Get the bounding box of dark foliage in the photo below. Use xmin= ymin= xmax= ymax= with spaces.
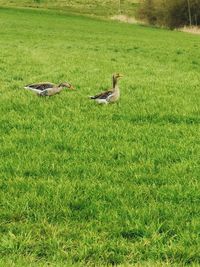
xmin=138 ymin=0 xmax=200 ymax=28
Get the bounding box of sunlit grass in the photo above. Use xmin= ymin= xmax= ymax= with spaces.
xmin=0 ymin=7 xmax=200 ymax=266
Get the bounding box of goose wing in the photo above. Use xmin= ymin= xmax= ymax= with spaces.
xmin=90 ymin=89 xmax=113 ymax=100
xmin=24 ymin=82 xmax=55 ymax=91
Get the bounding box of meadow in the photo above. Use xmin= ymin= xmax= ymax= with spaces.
xmin=0 ymin=6 xmax=200 ymax=266
xmin=0 ymin=0 xmax=140 ymax=17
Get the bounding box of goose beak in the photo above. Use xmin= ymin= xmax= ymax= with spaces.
xmin=70 ymin=85 xmax=75 ymax=90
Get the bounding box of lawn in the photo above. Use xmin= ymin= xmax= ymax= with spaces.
xmin=0 ymin=6 xmax=200 ymax=266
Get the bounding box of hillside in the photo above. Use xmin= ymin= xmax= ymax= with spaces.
xmin=0 ymin=6 xmax=200 ymax=267
xmin=0 ymin=0 xmax=140 ymax=17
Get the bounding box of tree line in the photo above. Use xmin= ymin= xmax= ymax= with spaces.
xmin=137 ymin=0 xmax=200 ymax=28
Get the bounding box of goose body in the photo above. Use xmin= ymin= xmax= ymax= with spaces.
xmin=24 ymin=82 xmax=74 ymax=96
xmin=90 ymin=73 xmax=122 ymax=104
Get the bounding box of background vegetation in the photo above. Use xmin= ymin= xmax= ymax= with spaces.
xmin=0 ymin=0 xmax=140 ymax=17
xmin=138 ymin=0 xmax=200 ymax=28
xmin=0 ymin=6 xmax=200 ymax=266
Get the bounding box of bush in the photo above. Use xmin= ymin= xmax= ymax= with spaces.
xmin=137 ymin=0 xmax=200 ymax=28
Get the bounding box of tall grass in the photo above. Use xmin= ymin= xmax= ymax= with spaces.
xmin=0 ymin=0 xmax=140 ymax=17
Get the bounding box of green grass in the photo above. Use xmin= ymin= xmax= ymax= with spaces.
xmin=0 ymin=0 xmax=140 ymax=17
xmin=0 ymin=6 xmax=200 ymax=266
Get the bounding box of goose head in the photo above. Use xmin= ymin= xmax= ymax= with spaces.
xmin=59 ymin=82 xmax=75 ymax=90
xmin=113 ymin=73 xmax=123 ymax=80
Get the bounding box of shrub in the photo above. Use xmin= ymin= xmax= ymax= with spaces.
xmin=137 ymin=0 xmax=200 ymax=28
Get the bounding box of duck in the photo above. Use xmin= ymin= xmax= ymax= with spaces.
xmin=24 ymin=82 xmax=74 ymax=96
xmin=89 ymin=73 xmax=123 ymax=104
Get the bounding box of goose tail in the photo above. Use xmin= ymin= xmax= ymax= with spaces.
xmin=89 ymin=95 xmax=96 ymax=99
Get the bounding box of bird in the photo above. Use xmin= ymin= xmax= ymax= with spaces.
xmin=89 ymin=73 xmax=123 ymax=104
xmin=24 ymin=82 xmax=74 ymax=96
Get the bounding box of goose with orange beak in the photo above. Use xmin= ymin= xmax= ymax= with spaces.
xmin=90 ymin=73 xmax=123 ymax=104
xmin=24 ymin=82 xmax=75 ymax=96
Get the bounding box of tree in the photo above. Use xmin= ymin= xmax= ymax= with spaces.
xmin=187 ymin=0 xmax=192 ymax=26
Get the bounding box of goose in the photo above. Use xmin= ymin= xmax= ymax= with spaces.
xmin=24 ymin=82 xmax=74 ymax=96
xmin=89 ymin=73 xmax=123 ymax=104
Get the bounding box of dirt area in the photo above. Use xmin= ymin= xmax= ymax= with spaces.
xmin=111 ymin=15 xmax=139 ymax=24
xmin=180 ymin=26 xmax=200 ymax=35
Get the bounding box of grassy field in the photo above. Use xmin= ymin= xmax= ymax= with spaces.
xmin=0 ymin=0 xmax=140 ymax=17
xmin=0 ymin=6 xmax=200 ymax=266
